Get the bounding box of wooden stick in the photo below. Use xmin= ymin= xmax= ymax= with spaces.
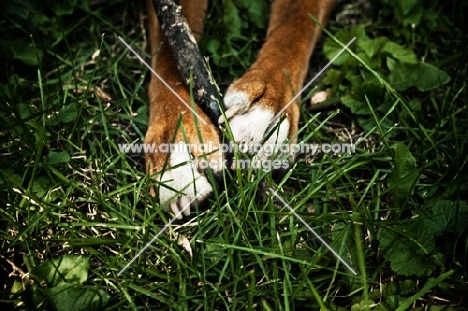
xmin=152 ymin=0 xmax=221 ymax=125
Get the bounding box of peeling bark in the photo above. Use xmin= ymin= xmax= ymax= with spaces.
xmin=152 ymin=0 xmax=221 ymax=125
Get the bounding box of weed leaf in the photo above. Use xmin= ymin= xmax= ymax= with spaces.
xmin=388 ymin=62 xmax=450 ymax=91
xmin=45 ymin=151 xmax=70 ymax=165
xmin=45 ymin=282 xmax=110 ymax=311
xmin=324 ymin=26 xmax=367 ymax=65
xmin=381 ymin=41 xmax=418 ymax=64
xmin=358 ymin=37 xmax=388 ymax=59
xmin=223 ymin=0 xmax=243 ymax=37
xmin=388 ymin=142 xmax=419 ymax=207
xmin=425 ymin=200 xmax=468 ymax=236
xmin=26 ymin=120 xmax=50 ymax=149
xmin=30 ymin=255 xmax=90 ymax=287
xmin=379 ymin=221 xmax=436 ymax=276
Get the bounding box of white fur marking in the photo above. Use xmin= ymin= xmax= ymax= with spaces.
xmin=157 ymin=143 xmax=212 ymax=219
xmin=257 ymin=118 xmax=290 ymax=159
xmin=221 ymin=90 xmax=251 ymax=122
xmin=228 ymin=106 xmax=275 ymax=146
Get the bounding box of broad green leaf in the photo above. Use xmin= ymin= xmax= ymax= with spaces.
xmin=47 ymin=106 xmax=78 ymax=125
xmin=223 ymin=0 xmax=242 ymax=37
xmin=58 ymin=106 xmax=78 ymax=123
xmin=386 ymin=56 xmax=396 ymax=71
xmin=381 ymin=42 xmax=417 ymax=64
xmin=353 ymin=82 xmax=386 ymax=105
xmin=0 ymin=169 xmax=22 ymax=187
xmin=388 ymin=65 xmax=414 ymax=91
xmin=422 ymin=10 xmax=439 ymax=31
xmin=396 ymin=0 xmax=418 ymax=16
xmin=45 ymin=151 xmax=70 ymax=165
xmin=0 ymin=40 xmax=43 ymax=66
xmin=18 ymin=103 xmax=35 ymax=120
xmin=388 ymin=142 xmax=419 ymax=207
xmin=344 ymin=68 xmax=361 ymax=84
xmin=26 ymin=120 xmax=50 ymax=149
xmin=395 ymin=0 xmax=423 ymax=26
xmin=342 ymin=96 xmax=369 ymax=115
xmin=11 ymin=280 xmax=23 ymax=294
xmin=31 ymin=175 xmax=60 ymax=201
xmin=32 ymin=176 xmax=52 ymax=197
xmin=233 ymin=0 xmax=248 ymax=9
xmin=388 ymin=62 xmax=450 ymax=91
xmin=379 ymin=221 xmax=436 ymax=276
xmin=323 ymin=68 xmax=341 ymax=86
xmin=341 ymin=82 xmax=385 ymax=115
xmin=356 ymin=52 xmax=381 ymax=69
xmin=23 ymin=281 xmax=47 ymax=309
xmin=415 ymin=63 xmax=451 ymax=91
xmin=30 ymin=255 xmax=90 ymax=287
xmin=358 ymin=36 xmax=388 ymax=58
xmin=45 ymin=282 xmax=110 ymax=311
xmin=205 ymin=39 xmax=220 ymax=56
xmin=324 ymin=26 xmax=367 ymax=65
xmin=247 ymin=0 xmax=265 ymax=28
xmin=425 ymin=200 xmax=468 ymax=236
xmin=349 ymin=73 xmax=364 ymax=87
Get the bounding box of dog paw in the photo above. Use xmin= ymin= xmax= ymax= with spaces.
xmin=155 ymin=143 xmax=219 ymax=219
xmin=145 ymin=115 xmax=222 ymax=219
xmin=226 ymin=106 xmax=290 ymax=159
xmin=220 ymin=73 xmax=298 ymax=161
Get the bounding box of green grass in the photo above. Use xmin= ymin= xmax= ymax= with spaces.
xmin=1 ymin=0 xmax=467 ymax=310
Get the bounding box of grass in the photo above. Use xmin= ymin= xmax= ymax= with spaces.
xmin=1 ymin=0 xmax=467 ymax=310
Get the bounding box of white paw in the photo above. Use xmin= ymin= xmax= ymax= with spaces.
xmin=228 ymin=106 xmax=275 ymax=146
xmin=157 ymin=143 xmax=214 ymax=219
xmin=255 ymin=116 xmax=290 ymax=160
xmin=221 ymin=90 xmax=251 ymax=120
xmin=222 ymin=90 xmax=290 ymax=161
xmin=220 ymin=82 xmax=265 ymax=123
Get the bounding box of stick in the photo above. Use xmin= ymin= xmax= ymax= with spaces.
xmin=152 ymin=0 xmax=221 ymax=125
